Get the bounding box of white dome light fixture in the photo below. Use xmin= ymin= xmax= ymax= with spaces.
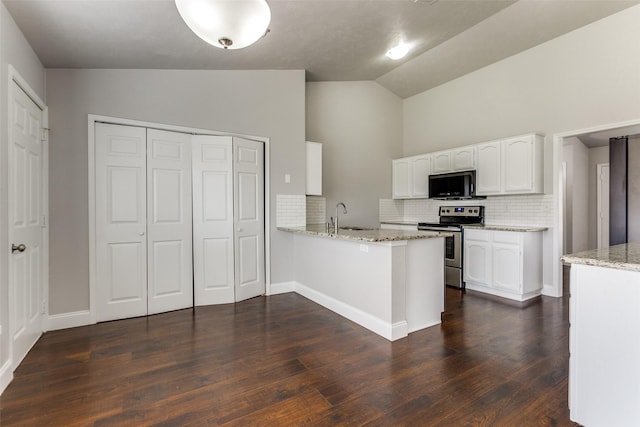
xmin=386 ymin=42 xmax=409 ymax=60
xmin=175 ymin=0 xmax=271 ymax=50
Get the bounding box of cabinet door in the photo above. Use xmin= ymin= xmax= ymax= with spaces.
xmin=492 ymin=233 xmax=522 ymax=292
xmin=410 ymin=155 xmax=430 ymax=197
xmin=452 ymin=147 xmax=475 ymax=171
xmin=476 ymin=141 xmax=502 ymax=195
xmin=392 ymin=159 xmax=411 ymax=199
xmin=306 ymin=141 xmax=322 ymax=196
xmin=431 ymin=151 xmax=452 ymax=174
xmin=503 ymin=135 xmax=535 ymax=193
xmin=463 ymin=231 xmax=491 ymax=285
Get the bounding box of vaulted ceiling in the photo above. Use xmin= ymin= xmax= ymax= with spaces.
xmin=3 ymin=0 xmax=638 ymax=98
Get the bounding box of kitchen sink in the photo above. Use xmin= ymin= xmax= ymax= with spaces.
xmin=339 ymin=226 xmax=374 ymax=231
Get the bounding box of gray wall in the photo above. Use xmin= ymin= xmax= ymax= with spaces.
xmin=306 ymin=81 xmax=403 ymax=227
xmin=46 ymin=69 xmax=305 ymax=314
xmin=402 ymin=5 xmax=640 ymax=288
xmin=0 ymin=2 xmax=46 ymax=378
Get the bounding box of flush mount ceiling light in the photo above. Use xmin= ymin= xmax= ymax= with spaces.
xmin=175 ymin=0 xmax=271 ymax=50
xmin=386 ymin=42 xmax=409 ymax=60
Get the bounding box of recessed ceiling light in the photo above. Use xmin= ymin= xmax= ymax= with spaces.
xmin=386 ymin=43 xmax=409 ymax=60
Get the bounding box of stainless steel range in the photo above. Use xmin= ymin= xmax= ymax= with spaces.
xmin=418 ymin=206 xmax=484 ymax=288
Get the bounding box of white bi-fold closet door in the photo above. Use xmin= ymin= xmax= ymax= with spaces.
xmin=95 ymin=124 xmax=194 ymax=321
xmin=192 ymin=136 xmax=265 ymax=305
xmin=95 ymin=123 xmax=265 ymax=322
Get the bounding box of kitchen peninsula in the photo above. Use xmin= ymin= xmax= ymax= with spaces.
xmin=561 ymin=243 xmax=640 ymax=426
xmin=278 ymin=226 xmax=451 ymax=341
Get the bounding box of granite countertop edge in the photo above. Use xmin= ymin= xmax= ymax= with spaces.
xmin=277 ymin=226 xmax=452 ymax=243
xmin=463 ymin=225 xmax=549 ymax=232
xmin=561 ymin=242 xmax=640 ymax=272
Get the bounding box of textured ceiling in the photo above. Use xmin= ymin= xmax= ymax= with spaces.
xmin=3 ymin=0 xmax=638 ymax=98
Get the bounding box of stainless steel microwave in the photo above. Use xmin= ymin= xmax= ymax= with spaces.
xmin=428 ymin=170 xmax=476 ymax=199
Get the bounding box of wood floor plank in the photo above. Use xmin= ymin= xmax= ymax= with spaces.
xmin=0 ymin=288 xmax=577 ymax=426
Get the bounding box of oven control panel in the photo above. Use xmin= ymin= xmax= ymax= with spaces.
xmin=439 ymin=206 xmax=484 ymax=217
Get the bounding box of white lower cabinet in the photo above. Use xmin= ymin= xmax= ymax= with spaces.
xmin=463 ymin=228 xmax=542 ymax=301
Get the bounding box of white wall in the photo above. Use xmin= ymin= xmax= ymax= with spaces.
xmin=587 ymin=145 xmax=609 ymax=250
xmin=306 ymin=81 xmax=403 ymax=227
xmin=46 ymin=69 xmax=305 ymax=315
xmin=0 ymin=2 xmax=46 ymax=387
xmin=403 ymin=4 xmax=640 ymax=289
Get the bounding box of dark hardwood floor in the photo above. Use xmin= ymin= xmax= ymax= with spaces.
xmin=0 ymin=284 xmax=576 ymax=426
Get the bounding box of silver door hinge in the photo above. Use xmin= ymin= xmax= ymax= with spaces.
xmin=41 ymin=127 xmax=50 ymax=142
xmin=41 ymin=299 xmax=46 ymax=314
xmin=41 ymin=215 xmax=47 ymax=227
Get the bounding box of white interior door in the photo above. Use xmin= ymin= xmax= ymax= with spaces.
xmin=9 ymin=81 xmax=44 ymax=368
xmin=95 ymin=123 xmax=148 ymax=322
xmin=147 ymin=129 xmax=193 ymax=314
xmin=233 ymin=138 xmax=265 ymax=302
xmin=597 ymin=163 xmax=610 ymax=248
xmin=192 ymin=135 xmax=235 ymax=305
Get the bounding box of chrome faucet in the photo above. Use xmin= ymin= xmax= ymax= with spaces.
xmin=334 ymin=202 xmax=347 ymax=233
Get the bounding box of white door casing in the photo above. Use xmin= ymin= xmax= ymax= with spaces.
xmin=95 ymin=123 xmax=148 ymax=322
xmin=233 ymin=138 xmax=265 ymax=302
xmin=146 ymin=129 xmax=193 ymax=314
xmin=9 ymin=80 xmax=45 ymax=368
xmin=597 ymin=163 xmax=610 ymax=249
xmin=192 ymin=135 xmax=235 ymax=305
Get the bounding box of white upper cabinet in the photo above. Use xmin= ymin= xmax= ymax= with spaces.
xmin=431 ymin=146 xmax=476 ymax=175
xmin=452 ymin=146 xmax=476 ymax=171
xmin=431 ymin=150 xmax=452 ymax=174
xmin=476 ymin=134 xmax=543 ymax=196
xmin=306 ymin=141 xmax=322 ymax=196
xmin=503 ymin=135 xmax=543 ymax=194
xmin=392 ymin=154 xmax=430 ymax=199
xmin=476 ymin=141 xmax=502 ymax=195
xmin=411 ymin=155 xmax=430 ymax=197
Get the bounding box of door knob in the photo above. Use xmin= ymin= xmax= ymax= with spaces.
xmin=12 ymin=243 xmax=26 ymax=253
xmin=138 ymin=231 xmax=145 ymax=236
xmin=237 ymin=228 xmax=243 ymax=232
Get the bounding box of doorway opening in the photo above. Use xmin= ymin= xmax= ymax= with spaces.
xmin=553 ymin=119 xmax=640 ymax=297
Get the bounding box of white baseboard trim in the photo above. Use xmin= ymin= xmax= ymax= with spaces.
xmin=294 ymin=282 xmax=405 ymax=341
xmin=46 ymin=310 xmax=94 ymax=331
xmin=542 ymin=283 xmax=562 ymax=297
xmin=268 ymin=281 xmax=295 ymax=295
xmin=0 ymin=358 xmax=13 ymax=395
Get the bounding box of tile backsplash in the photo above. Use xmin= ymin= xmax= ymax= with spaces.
xmin=380 ymin=194 xmax=553 ymax=227
xmin=306 ymin=196 xmax=326 ymax=225
xmin=276 ymin=194 xmax=306 ymax=227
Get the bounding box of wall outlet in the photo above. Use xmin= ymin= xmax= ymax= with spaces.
xmin=285 ymin=174 xmax=291 ymax=184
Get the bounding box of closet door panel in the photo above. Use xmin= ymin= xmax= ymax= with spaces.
xmin=147 ymin=129 xmax=193 ymax=315
xmin=192 ymin=135 xmax=235 ymax=305
xmin=95 ymin=123 xmax=148 ymax=321
xmin=234 ymin=138 xmax=265 ymax=302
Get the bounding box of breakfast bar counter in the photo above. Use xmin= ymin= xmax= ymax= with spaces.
xmin=561 ymin=242 xmax=640 ymax=426
xmin=278 ymin=226 xmax=449 ymax=341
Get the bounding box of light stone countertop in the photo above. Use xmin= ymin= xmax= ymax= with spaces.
xmin=278 ymin=224 xmax=452 ymax=243
xmin=380 ymin=220 xmax=419 ymax=226
xmin=463 ymin=224 xmax=549 ymax=232
xmin=561 ymin=242 xmax=640 ymax=272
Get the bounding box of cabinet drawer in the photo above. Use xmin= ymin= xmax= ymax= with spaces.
xmin=464 ymin=229 xmax=489 ymax=241
xmin=492 ymin=231 xmax=522 ymax=245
